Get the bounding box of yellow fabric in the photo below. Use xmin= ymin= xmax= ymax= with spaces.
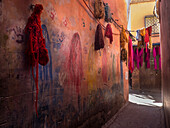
xmin=120 ymin=27 xmax=128 ymax=49
xmin=148 ymin=36 xmax=152 ymax=49
xmin=140 ymin=28 xmax=146 ymax=36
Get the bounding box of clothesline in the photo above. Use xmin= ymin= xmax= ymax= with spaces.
xmin=82 ymin=0 xmax=159 ymax=39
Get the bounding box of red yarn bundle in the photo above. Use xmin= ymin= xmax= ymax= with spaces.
xmin=105 ymin=24 xmax=113 ymax=44
xmin=25 ymin=4 xmax=49 ymax=116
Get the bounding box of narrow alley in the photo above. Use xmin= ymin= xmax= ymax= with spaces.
xmin=103 ymin=90 xmax=164 ymax=128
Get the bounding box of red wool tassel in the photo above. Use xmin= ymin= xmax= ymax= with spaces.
xmin=25 ymin=4 xmax=49 ymax=117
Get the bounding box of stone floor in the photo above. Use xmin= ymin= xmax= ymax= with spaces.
xmin=102 ymin=89 xmax=165 ymax=128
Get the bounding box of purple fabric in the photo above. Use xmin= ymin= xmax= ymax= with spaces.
xmin=139 ymin=48 xmax=144 ymax=67
xmin=159 ymin=46 xmax=161 ymax=70
xmin=128 ymin=37 xmax=134 ymax=73
xmin=153 ymin=47 xmax=157 ymax=70
xmin=145 ymin=49 xmax=150 ymax=68
xmin=133 ymin=48 xmax=143 ymax=69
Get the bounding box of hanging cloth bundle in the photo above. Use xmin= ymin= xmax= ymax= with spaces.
xmin=94 ymin=0 xmax=104 ymax=19
xmin=121 ymin=48 xmax=127 ymax=62
xmin=145 ymin=28 xmax=149 ymax=53
xmin=158 ymin=46 xmax=161 ymax=70
xmin=104 ymin=3 xmax=112 ymax=22
xmin=153 ymin=47 xmax=157 ymax=70
xmin=134 ymin=48 xmax=139 ymax=69
xmin=95 ymin=24 xmax=104 ymax=50
xmin=145 ymin=48 xmax=150 ymax=68
xmin=138 ymin=28 xmax=145 ymax=48
xmin=25 ymin=4 xmax=49 ymax=116
xmin=120 ymin=26 xmax=128 ymax=49
xmin=148 ymin=26 xmax=152 ymax=49
xmin=128 ymin=36 xmax=134 ymax=73
xmin=105 ymin=24 xmax=113 ymax=44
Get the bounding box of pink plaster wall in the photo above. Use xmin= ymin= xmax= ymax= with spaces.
xmin=0 ymin=0 xmax=128 ymax=127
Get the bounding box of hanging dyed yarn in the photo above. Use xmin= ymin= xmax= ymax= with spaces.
xmin=105 ymin=3 xmax=112 ymax=22
xmin=134 ymin=48 xmax=139 ymax=69
xmin=120 ymin=26 xmax=128 ymax=49
xmin=139 ymin=48 xmax=144 ymax=67
xmin=25 ymin=4 xmax=49 ymax=116
xmin=148 ymin=26 xmax=152 ymax=49
xmin=138 ymin=28 xmax=145 ymax=48
xmin=95 ymin=24 xmax=104 ymax=50
xmin=158 ymin=46 xmax=161 ymax=70
xmin=153 ymin=47 xmax=157 ymax=70
xmin=105 ymin=24 xmax=113 ymax=44
xmin=136 ymin=30 xmax=142 ymax=41
xmin=145 ymin=48 xmax=150 ymax=69
xmin=94 ymin=0 xmax=104 ymax=19
xmin=128 ymin=36 xmax=134 ymax=73
xmin=121 ymin=48 xmax=127 ymax=62
xmin=145 ymin=28 xmax=149 ymax=53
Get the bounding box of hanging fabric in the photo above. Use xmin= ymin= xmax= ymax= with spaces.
xmin=145 ymin=28 xmax=149 ymax=53
xmin=145 ymin=48 xmax=150 ymax=69
xmin=139 ymin=48 xmax=144 ymax=67
xmin=153 ymin=47 xmax=157 ymax=70
xmin=128 ymin=36 xmax=134 ymax=73
xmin=95 ymin=24 xmax=104 ymax=50
xmin=148 ymin=26 xmax=152 ymax=49
xmin=136 ymin=30 xmax=142 ymax=41
xmin=25 ymin=4 xmax=49 ymax=116
xmin=105 ymin=23 xmax=113 ymax=44
xmin=139 ymin=28 xmax=145 ymax=48
xmin=134 ymin=48 xmax=139 ymax=69
xmin=104 ymin=3 xmax=112 ymax=22
xmin=121 ymin=48 xmax=127 ymax=62
xmin=120 ymin=26 xmax=128 ymax=49
xmin=158 ymin=46 xmax=161 ymax=70
xmin=94 ymin=0 xmax=104 ymax=19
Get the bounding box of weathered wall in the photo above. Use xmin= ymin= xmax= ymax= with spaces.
xmin=159 ymin=0 xmax=170 ymax=127
xmin=0 ymin=0 xmax=128 ymax=127
xmin=139 ymin=47 xmax=161 ymax=91
xmin=132 ymin=46 xmax=161 ymax=91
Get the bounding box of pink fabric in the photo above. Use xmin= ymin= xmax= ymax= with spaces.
xmin=145 ymin=29 xmax=149 ymax=53
xmin=158 ymin=46 xmax=161 ymax=70
xmin=145 ymin=49 xmax=150 ymax=68
xmin=128 ymin=36 xmax=134 ymax=73
xmin=153 ymin=47 xmax=157 ymax=70
xmin=139 ymin=48 xmax=144 ymax=67
xmin=133 ymin=48 xmax=143 ymax=69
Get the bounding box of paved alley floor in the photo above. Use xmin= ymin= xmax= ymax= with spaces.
xmin=102 ymin=90 xmax=165 ymax=128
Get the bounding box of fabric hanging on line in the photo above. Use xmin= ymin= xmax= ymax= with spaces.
xmin=136 ymin=30 xmax=142 ymax=41
xmin=145 ymin=28 xmax=149 ymax=53
xmin=95 ymin=24 xmax=104 ymax=50
xmin=148 ymin=26 xmax=152 ymax=49
xmin=120 ymin=26 xmax=128 ymax=49
xmin=105 ymin=24 xmax=113 ymax=44
xmin=156 ymin=46 xmax=161 ymax=70
xmin=128 ymin=36 xmax=134 ymax=73
xmin=105 ymin=3 xmax=112 ymax=22
xmin=139 ymin=48 xmax=144 ymax=67
xmin=94 ymin=0 xmax=104 ymax=19
xmin=159 ymin=46 xmax=161 ymax=70
xmin=134 ymin=48 xmax=139 ymax=69
xmin=153 ymin=47 xmax=157 ymax=70
xmin=121 ymin=48 xmax=127 ymax=62
xmin=25 ymin=4 xmax=49 ymax=117
xmin=145 ymin=48 xmax=150 ymax=69
xmin=134 ymin=47 xmax=143 ymax=69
